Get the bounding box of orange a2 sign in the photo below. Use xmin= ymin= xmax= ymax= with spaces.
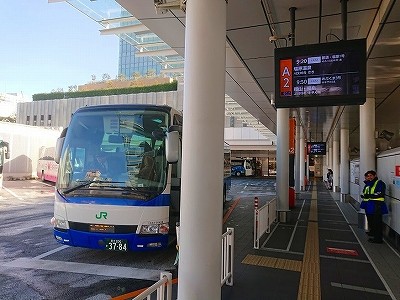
xmin=280 ymin=59 xmax=292 ymax=97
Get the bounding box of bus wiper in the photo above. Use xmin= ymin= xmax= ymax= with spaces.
xmin=63 ymin=180 xmax=125 ymax=194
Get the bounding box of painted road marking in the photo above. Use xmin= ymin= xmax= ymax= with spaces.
xmin=331 ymin=282 xmax=389 ymax=295
xmin=2 ymin=258 xmax=161 ymax=280
xmin=34 ymin=245 xmax=70 ymax=259
xmin=326 ymin=247 xmax=358 ymax=256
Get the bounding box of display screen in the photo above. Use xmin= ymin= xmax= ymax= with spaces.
xmin=307 ymin=142 xmax=326 ymax=155
xmin=274 ymin=39 xmax=366 ymax=108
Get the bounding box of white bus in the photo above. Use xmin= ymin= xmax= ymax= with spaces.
xmin=37 ymin=146 xmax=58 ymax=183
xmin=52 ymin=104 xmax=230 ymax=252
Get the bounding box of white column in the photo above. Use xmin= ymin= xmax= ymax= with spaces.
xmin=360 ymin=98 xmax=376 ymax=184
xmin=299 ymin=132 xmax=305 ymax=190
xmin=340 ymin=110 xmax=350 ymax=198
xmin=328 ymin=139 xmax=333 ymax=169
xmin=333 ymin=127 xmax=340 ymax=192
xmin=178 ymin=1 xmax=226 ymax=299
xmin=323 ymin=150 xmax=328 ymax=179
xmin=295 ymin=122 xmax=301 ymax=193
xmin=277 ymin=108 xmax=289 ymax=220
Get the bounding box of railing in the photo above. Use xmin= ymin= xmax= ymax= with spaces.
xmin=254 ymin=197 xmax=277 ymax=249
xmin=133 ymin=227 xmax=235 ymax=300
xmin=221 ymin=227 xmax=234 ymax=286
xmin=133 ymin=272 xmax=172 ymax=300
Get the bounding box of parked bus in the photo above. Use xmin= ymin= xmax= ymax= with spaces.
xmin=223 ymin=142 xmax=232 ymax=202
xmin=37 ymin=146 xmax=58 ymax=183
xmin=51 ymin=104 xmax=230 ymax=252
xmin=231 ymin=159 xmax=254 ymax=176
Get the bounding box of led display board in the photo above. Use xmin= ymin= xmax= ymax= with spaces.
xmin=274 ymin=39 xmax=366 ymax=108
xmin=307 ymin=142 xmax=326 ymax=155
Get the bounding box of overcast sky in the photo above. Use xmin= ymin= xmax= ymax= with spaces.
xmin=0 ymin=0 xmax=119 ymax=100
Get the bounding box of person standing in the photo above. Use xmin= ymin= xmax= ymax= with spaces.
xmin=326 ymin=169 xmax=333 ymax=190
xmin=360 ymin=170 xmax=388 ymax=243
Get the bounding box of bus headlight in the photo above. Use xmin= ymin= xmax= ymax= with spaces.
xmin=139 ymin=222 xmax=169 ymax=235
xmin=51 ymin=217 xmax=69 ymax=230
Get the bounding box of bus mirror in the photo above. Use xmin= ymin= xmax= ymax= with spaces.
xmin=54 ymin=137 xmax=64 ymax=164
xmin=166 ymin=131 xmax=179 ymax=163
xmin=168 ymin=125 xmax=182 ymax=133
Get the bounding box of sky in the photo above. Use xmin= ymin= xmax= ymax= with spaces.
xmin=0 ymin=1 xmax=120 ymax=100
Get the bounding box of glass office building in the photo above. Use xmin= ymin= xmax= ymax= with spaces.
xmin=119 ymin=37 xmax=162 ymax=78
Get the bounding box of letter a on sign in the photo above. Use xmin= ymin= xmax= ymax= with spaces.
xmin=280 ymin=59 xmax=292 ymax=96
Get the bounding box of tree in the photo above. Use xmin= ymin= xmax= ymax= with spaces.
xmin=102 ymin=73 xmax=111 ymax=81
xmin=68 ymin=85 xmax=78 ymax=92
xmin=91 ymin=74 xmax=96 ymax=82
xmin=131 ymin=72 xmax=141 ymax=80
xmin=146 ymin=69 xmax=156 ymax=78
xmin=117 ymin=74 xmax=126 ymax=81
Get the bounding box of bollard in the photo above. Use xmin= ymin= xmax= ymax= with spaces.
xmin=254 ymin=197 xmax=259 ymax=249
xmin=254 ymin=197 xmax=259 ymax=209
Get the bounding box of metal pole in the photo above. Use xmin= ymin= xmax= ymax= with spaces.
xmin=341 ymin=0 xmax=348 ymax=41
xmin=289 ymin=7 xmax=297 ymax=46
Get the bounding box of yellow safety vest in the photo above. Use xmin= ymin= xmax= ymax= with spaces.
xmin=363 ymin=180 xmax=385 ymax=201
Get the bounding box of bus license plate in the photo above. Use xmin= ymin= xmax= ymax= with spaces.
xmin=105 ymin=239 xmax=128 ymax=252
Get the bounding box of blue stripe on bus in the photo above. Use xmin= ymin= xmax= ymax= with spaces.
xmin=56 ymin=191 xmax=170 ymax=206
xmin=53 ymin=229 xmax=169 ymax=251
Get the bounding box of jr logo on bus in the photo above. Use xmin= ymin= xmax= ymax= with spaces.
xmin=96 ymin=212 xmax=108 ymax=220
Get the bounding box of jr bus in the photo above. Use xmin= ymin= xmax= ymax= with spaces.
xmin=37 ymin=146 xmax=58 ymax=183
xmin=52 ymin=104 xmax=230 ymax=252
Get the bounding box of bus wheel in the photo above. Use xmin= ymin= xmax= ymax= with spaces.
xmin=40 ymin=171 xmax=45 ymax=182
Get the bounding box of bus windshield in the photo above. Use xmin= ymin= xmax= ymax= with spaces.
xmin=56 ymin=108 xmax=169 ymax=199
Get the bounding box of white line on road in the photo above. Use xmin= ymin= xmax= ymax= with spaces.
xmin=34 ymin=245 xmax=69 ymax=259
xmin=2 ymin=257 xmax=161 ymax=281
xmin=2 ymin=187 xmax=24 ymax=201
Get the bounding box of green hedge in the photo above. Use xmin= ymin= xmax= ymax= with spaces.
xmin=32 ymin=81 xmax=178 ymax=101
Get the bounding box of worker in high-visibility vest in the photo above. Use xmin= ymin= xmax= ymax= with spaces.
xmin=360 ymin=170 xmax=388 ymax=244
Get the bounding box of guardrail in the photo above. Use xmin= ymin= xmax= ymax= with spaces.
xmin=133 ymin=227 xmax=234 ymax=299
xmin=254 ymin=197 xmax=277 ymax=249
xmin=133 ymin=272 xmax=172 ymax=300
xmin=221 ymin=227 xmax=234 ymax=286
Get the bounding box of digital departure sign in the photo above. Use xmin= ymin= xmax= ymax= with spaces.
xmin=307 ymin=142 xmax=326 ymax=155
xmin=274 ymin=39 xmax=366 ymax=108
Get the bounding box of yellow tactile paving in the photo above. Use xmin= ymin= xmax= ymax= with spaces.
xmin=297 ymin=183 xmax=321 ymax=300
xmin=242 ymin=254 xmax=261 ymax=265
xmin=242 ymin=182 xmax=322 ymax=299
xmin=242 ymin=254 xmax=302 ymax=272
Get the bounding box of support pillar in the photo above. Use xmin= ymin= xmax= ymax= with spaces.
xmin=299 ymin=131 xmax=305 ymax=190
xmin=178 ymin=1 xmax=226 ymax=299
xmin=333 ymin=127 xmax=340 ymax=192
xmin=340 ymin=110 xmax=350 ymax=202
xmin=277 ymin=108 xmax=290 ymax=222
xmin=295 ymin=121 xmax=301 ymax=193
xmin=359 ymin=98 xmax=376 ymax=188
